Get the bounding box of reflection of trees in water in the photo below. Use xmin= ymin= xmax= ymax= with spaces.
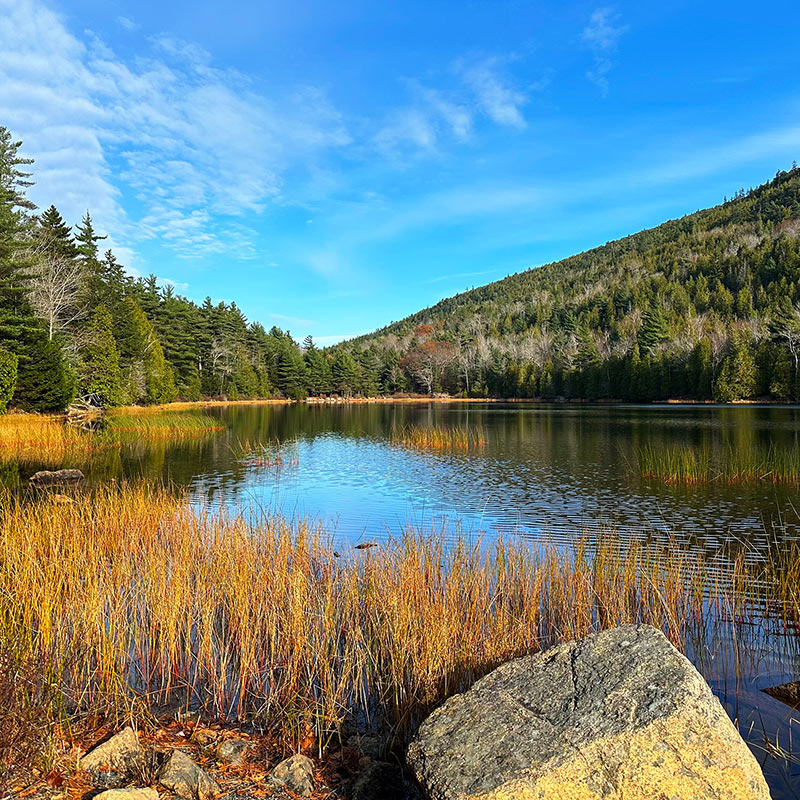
xmin=6 ymin=403 xmax=800 ymax=558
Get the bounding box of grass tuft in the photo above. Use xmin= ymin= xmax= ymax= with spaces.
xmin=391 ymin=424 xmax=486 ymax=452
xmin=637 ymin=443 xmax=800 ymax=485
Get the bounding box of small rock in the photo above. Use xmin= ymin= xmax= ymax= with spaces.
xmin=190 ymin=727 xmax=216 ymax=746
xmin=269 ymin=754 xmax=314 ymax=797
xmin=81 ymin=727 xmax=145 ymax=784
xmin=30 ymin=468 xmax=85 ymax=486
xmin=93 ymin=789 xmax=158 ymax=800
xmin=215 ymin=739 xmax=250 ymax=765
xmin=51 ymin=493 xmax=75 ymax=504
xmin=351 ymin=761 xmax=404 ymax=800
xmin=159 ymin=749 xmax=220 ymax=800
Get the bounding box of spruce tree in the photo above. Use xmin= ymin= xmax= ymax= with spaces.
xmin=81 ymin=305 xmax=125 ymax=406
xmin=0 ymin=350 xmax=17 ymax=413
xmin=0 ymin=127 xmax=38 ymax=352
xmin=0 ymin=128 xmax=74 ymax=411
xmin=638 ymin=306 xmax=669 ymax=354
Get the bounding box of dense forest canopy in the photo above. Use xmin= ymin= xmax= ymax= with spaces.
xmin=0 ymin=125 xmax=312 ymax=411
xmin=333 ymin=163 xmax=800 ymax=402
xmin=2 ymin=122 xmax=800 ymax=410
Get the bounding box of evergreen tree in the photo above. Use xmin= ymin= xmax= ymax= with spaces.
xmin=0 ymin=350 xmax=17 ymax=413
xmin=331 ymin=350 xmax=360 ymax=396
xmin=304 ymin=340 xmax=332 ymax=395
xmin=638 ymin=305 xmax=669 ymax=354
xmin=81 ymin=305 xmax=125 ymax=406
xmin=714 ymin=331 xmax=757 ymax=402
xmin=0 ymin=129 xmax=74 ymax=411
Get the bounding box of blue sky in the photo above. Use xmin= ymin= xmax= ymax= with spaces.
xmin=1 ymin=0 xmax=799 ymax=344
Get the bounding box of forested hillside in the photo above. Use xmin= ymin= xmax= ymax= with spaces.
xmin=332 ymin=165 xmax=800 ymax=402
xmin=4 ymin=120 xmax=800 ymax=411
xmin=0 ymin=126 xmax=310 ymax=412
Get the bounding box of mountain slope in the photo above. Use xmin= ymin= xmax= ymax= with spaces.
xmin=329 ymin=166 xmax=800 ymax=401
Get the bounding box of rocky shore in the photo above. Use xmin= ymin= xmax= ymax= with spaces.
xmin=12 ymin=625 xmax=771 ymax=800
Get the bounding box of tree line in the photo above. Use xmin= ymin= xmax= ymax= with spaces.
xmin=0 ymin=126 xmax=320 ymax=412
xmin=331 ymin=165 xmax=800 ymax=402
xmin=3 ymin=121 xmax=800 ymax=411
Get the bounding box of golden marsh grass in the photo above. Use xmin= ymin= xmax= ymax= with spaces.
xmin=391 ymin=423 xmax=486 ymax=452
xmin=0 ymin=410 xmax=224 ymax=467
xmin=0 ymin=483 xmax=775 ymax=756
xmin=637 ymin=443 xmax=800 ymax=486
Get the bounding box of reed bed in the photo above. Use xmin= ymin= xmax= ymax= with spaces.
xmin=106 ymin=410 xmax=225 ymax=440
xmin=0 ymin=410 xmax=224 ymax=468
xmin=391 ymin=424 xmax=486 ymax=452
xmin=0 ymin=484 xmax=767 ymax=756
xmin=0 ymin=414 xmax=118 ymax=467
xmin=637 ymin=443 xmax=800 ymax=485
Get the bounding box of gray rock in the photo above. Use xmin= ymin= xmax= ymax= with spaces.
xmin=30 ymin=468 xmax=85 ymax=486
xmin=350 ymin=761 xmax=404 ymax=800
xmin=159 ymin=749 xmax=220 ymax=800
xmin=268 ymin=754 xmax=314 ymax=797
xmin=215 ymin=739 xmax=251 ymax=765
xmin=407 ymin=624 xmax=771 ymax=800
xmin=81 ymin=727 xmax=145 ymax=783
xmin=93 ymin=790 xmax=158 ymax=800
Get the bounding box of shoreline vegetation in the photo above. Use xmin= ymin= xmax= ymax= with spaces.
xmin=2 ymin=482 xmax=799 ymax=784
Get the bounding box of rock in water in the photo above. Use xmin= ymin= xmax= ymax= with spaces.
xmin=159 ymin=749 xmax=220 ymax=800
xmin=407 ymin=624 xmax=770 ymax=800
xmin=29 ymin=468 xmax=85 ymax=486
xmin=81 ymin=727 xmax=145 ymax=782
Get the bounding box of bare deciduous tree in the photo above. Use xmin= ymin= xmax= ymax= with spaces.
xmin=28 ymin=245 xmax=84 ymax=341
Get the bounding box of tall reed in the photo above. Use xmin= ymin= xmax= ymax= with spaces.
xmin=0 ymin=484 xmax=766 ymax=755
xmin=0 ymin=410 xmax=223 ymax=468
xmin=391 ymin=424 xmax=486 ymax=452
xmin=637 ymin=443 xmax=800 ymax=485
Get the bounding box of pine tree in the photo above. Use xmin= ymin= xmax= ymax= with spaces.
xmin=0 ymin=128 xmax=74 ymax=411
xmin=714 ymin=331 xmax=757 ymax=402
xmin=0 ymin=350 xmax=17 ymax=413
xmin=81 ymin=305 xmax=125 ymax=406
xmin=331 ymin=351 xmax=360 ymax=396
xmin=0 ymin=127 xmax=38 ymax=352
xmin=304 ymin=341 xmax=332 ymax=395
xmin=638 ymin=305 xmax=669 ymax=354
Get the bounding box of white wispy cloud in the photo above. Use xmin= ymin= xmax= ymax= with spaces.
xmin=269 ymin=312 xmax=317 ymax=327
xmin=460 ymin=57 xmax=527 ymax=129
xmin=424 ymin=269 xmax=498 ymax=284
xmin=0 ymin=0 xmax=350 ymax=264
xmin=117 ymin=16 xmax=139 ymax=32
xmin=582 ymin=8 xmax=628 ymax=96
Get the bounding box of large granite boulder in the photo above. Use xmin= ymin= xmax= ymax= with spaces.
xmin=407 ymin=624 xmax=770 ymax=800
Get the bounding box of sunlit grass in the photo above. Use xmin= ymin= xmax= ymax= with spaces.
xmin=0 ymin=414 xmax=119 ymax=467
xmin=637 ymin=443 xmax=800 ymax=485
xmin=0 ymin=410 xmax=224 ymax=468
xmin=0 ymin=483 xmax=778 ymax=757
xmin=106 ymin=410 xmax=225 ymax=440
xmin=391 ymin=423 xmax=486 ymax=452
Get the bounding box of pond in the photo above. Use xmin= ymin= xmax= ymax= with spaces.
xmin=9 ymin=401 xmax=800 ymax=797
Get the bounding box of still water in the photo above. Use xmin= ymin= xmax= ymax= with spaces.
xmin=92 ymin=401 xmax=800 ymax=552
xmin=17 ymin=402 xmax=800 ymax=796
